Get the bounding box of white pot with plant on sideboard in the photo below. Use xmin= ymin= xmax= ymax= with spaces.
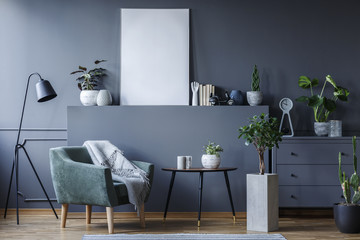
xmin=238 ymin=113 xmax=283 ymax=232
xmin=247 ymin=64 xmax=263 ymax=106
xmin=201 ymin=141 xmax=223 ymax=169
xmin=295 ymin=75 xmax=349 ymax=136
xmin=70 ymin=59 xmax=107 ymax=106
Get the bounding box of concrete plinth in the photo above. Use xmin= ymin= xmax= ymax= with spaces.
xmin=246 ymin=173 xmax=279 ymax=232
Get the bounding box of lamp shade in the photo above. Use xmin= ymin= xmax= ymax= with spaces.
xmin=36 ymin=79 xmax=57 ymax=102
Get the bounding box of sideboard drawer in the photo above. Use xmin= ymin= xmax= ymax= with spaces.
xmin=276 ymin=143 xmax=353 ymax=165
xmin=277 ymin=165 xmax=353 ymax=186
xmin=279 ymin=186 xmax=344 ymax=207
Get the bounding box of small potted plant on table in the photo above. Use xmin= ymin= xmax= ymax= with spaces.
xmin=71 ymin=59 xmax=107 ymax=106
xmin=201 ymin=141 xmax=223 ymax=169
xmin=334 ymin=136 xmax=360 ymax=233
xmin=238 ymin=113 xmax=283 ymax=232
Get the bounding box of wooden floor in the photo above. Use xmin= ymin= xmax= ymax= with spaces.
xmin=1 ymin=211 xmax=360 ymax=240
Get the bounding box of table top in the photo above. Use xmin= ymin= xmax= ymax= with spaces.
xmin=161 ymin=167 xmax=237 ymax=172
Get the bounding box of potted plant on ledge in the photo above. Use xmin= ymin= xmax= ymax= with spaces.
xmin=71 ymin=59 xmax=107 ymax=106
xmin=246 ymin=65 xmax=263 ymax=106
xmin=201 ymin=141 xmax=223 ymax=169
xmin=295 ymin=75 xmax=349 ymax=136
xmin=334 ymin=136 xmax=360 ymax=233
xmin=238 ymin=113 xmax=283 ymax=232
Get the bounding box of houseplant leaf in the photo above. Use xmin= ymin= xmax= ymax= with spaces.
xmin=308 ymin=95 xmax=322 ymax=107
xmin=295 ymin=96 xmax=309 ymax=102
xmin=298 ymin=76 xmax=312 ymax=89
xmin=326 ymin=75 xmax=337 ymax=88
xmin=323 ymin=98 xmax=336 ymax=112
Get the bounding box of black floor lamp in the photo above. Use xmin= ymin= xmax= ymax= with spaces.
xmin=4 ymin=72 xmax=59 ymax=224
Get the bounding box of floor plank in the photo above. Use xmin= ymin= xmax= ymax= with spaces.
xmin=0 ymin=213 xmax=359 ymax=240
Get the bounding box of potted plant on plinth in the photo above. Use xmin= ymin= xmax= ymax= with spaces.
xmin=238 ymin=113 xmax=283 ymax=232
xmin=334 ymin=136 xmax=360 ymax=233
xmin=201 ymin=141 xmax=223 ymax=169
xmin=71 ymin=59 xmax=107 ymax=106
xmin=295 ymin=75 xmax=349 ymax=136
xmin=246 ymin=65 xmax=263 ymax=106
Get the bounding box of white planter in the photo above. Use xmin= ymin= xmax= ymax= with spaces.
xmin=201 ymin=154 xmax=221 ymax=169
xmin=97 ymin=90 xmax=112 ymax=106
xmin=314 ymin=122 xmax=329 ymax=136
xmin=80 ymin=90 xmax=99 ymax=106
xmin=246 ymin=91 xmax=263 ymax=106
xmin=247 ymin=173 xmax=278 ymax=232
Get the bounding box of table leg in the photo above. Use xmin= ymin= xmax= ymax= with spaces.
xmin=197 ymin=172 xmax=204 ymax=227
xmin=224 ymin=171 xmax=236 ymax=222
xmin=163 ymin=171 xmax=176 ymax=223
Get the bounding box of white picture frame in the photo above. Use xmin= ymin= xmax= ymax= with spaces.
xmin=120 ymin=9 xmax=190 ymax=105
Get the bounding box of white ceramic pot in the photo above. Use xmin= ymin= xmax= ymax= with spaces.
xmin=97 ymin=89 xmax=112 ymax=106
xmin=201 ymin=154 xmax=221 ymax=169
xmin=80 ymin=90 xmax=99 ymax=106
xmin=246 ymin=91 xmax=263 ymax=106
xmin=314 ymin=122 xmax=329 ymax=136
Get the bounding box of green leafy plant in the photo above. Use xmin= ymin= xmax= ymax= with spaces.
xmin=71 ymin=60 xmax=107 ymax=90
xmin=251 ymin=65 xmax=260 ymax=91
xmin=203 ymin=141 xmax=223 ymax=157
xmin=238 ymin=113 xmax=283 ymax=175
xmin=339 ymin=136 xmax=360 ymax=205
xmin=296 ymin=75 xmax=349 ymax=122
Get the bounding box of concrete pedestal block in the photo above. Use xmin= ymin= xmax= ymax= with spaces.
xmin=246 ymin=173 xmax=279 ymax=232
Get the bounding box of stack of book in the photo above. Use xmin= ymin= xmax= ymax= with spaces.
xmin=199 ymin=84 xmax=215 ymax=106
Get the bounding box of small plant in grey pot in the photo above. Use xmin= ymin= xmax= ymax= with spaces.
xmin=201 ymin=141 xmax=223 ymax=169
xmin=246 ymin=65 xmax=263 ymax=106
xmin=334 ymin=136 xmax=360 ymax=233
xmin=295 ymin=75 xmax=349 ymax=136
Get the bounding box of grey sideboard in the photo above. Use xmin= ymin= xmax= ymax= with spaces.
xmin=272 ymin=137 xmax=358 ymax=207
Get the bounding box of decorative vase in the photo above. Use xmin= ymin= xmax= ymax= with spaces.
xmin=246 ymin=91 xmax=263 ymax=106
xmin=80 ymin=90 xmax=99 ymax=106
xmin=329 ymin=120 xmax=342 ymax=137
xmin=229 ymin=90 xmax=244 ymax=105
xmin=97 ymin=90 xmax=112 ymax=106
xmin=314 ymin=122 xmax=329 ymax=136
xmin=247 ymin=173 xmax=279 ymax=232
xmin=201 ymin=154 xmax=221 ymax=169
xmin=334 ymin=203 xmax=360 ymax=233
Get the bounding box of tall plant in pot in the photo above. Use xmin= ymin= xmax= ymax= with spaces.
xmin=201 ymin=141 xmax=223 ymax=169
xmin=71 ymin=59 xmax=107 ymax=106
xmin=238 ymin=113 xmax=283 ymax=174
xmin=334 ymin=136 xmax=360 ymax=233
xmin=238 ymin=113 xmax=283 ymax=232
xmin=295 ymin=75 xmax=349 ymax=136
xmin=247 ymin=65 xmax=263 ymax=106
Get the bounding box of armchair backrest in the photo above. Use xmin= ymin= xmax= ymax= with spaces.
xmin=51 ymin=146 xmax=93 ymax=164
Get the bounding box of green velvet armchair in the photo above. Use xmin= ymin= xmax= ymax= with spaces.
xmin=49 ymin=146 xmax=154 ymax=234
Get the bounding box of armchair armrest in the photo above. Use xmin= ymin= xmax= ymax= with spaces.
xmin=50 ymin=151 xmax=118 ymax=207
xmin=132 ymin=160 xmax=155 ymax=202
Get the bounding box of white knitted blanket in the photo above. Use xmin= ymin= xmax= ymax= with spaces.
xmin=83 ymin=140 xmax=150 ymax=211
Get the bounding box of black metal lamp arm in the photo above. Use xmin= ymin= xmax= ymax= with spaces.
xmin=15 ymin=72 xmax=43 ymax=147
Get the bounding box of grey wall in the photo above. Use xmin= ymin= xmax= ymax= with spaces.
xmin=1 ymin=0 xmax=360 ymax=210
xmin=67 ymin=106 xmax=269 ymax=212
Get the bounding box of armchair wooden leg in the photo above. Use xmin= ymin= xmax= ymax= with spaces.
xmin=61 ymin=204 xmax=69 ymax=228
xmin=106 ymin=207 xmax=114 ymax=234
xmin=86 ymin=205 xmax=92 ymax=224
xmin=139 ymin=203 xmax=145 ymax=228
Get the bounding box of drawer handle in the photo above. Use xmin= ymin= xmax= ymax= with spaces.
xmin=290 ymin=195 xmax=297 ymax=199
xmin=290 ymin=152 xmax=297 ymax=156
xmin=341 ymin=195 xmax=344 ymax=199
xmin=290 ymin=173 xmax=297 ymax=178
xmin=341 ymin=152 xmax=345 ymax=156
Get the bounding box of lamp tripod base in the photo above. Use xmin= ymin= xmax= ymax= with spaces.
xmin=4 ymin=144 xmax=58 ymax=224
